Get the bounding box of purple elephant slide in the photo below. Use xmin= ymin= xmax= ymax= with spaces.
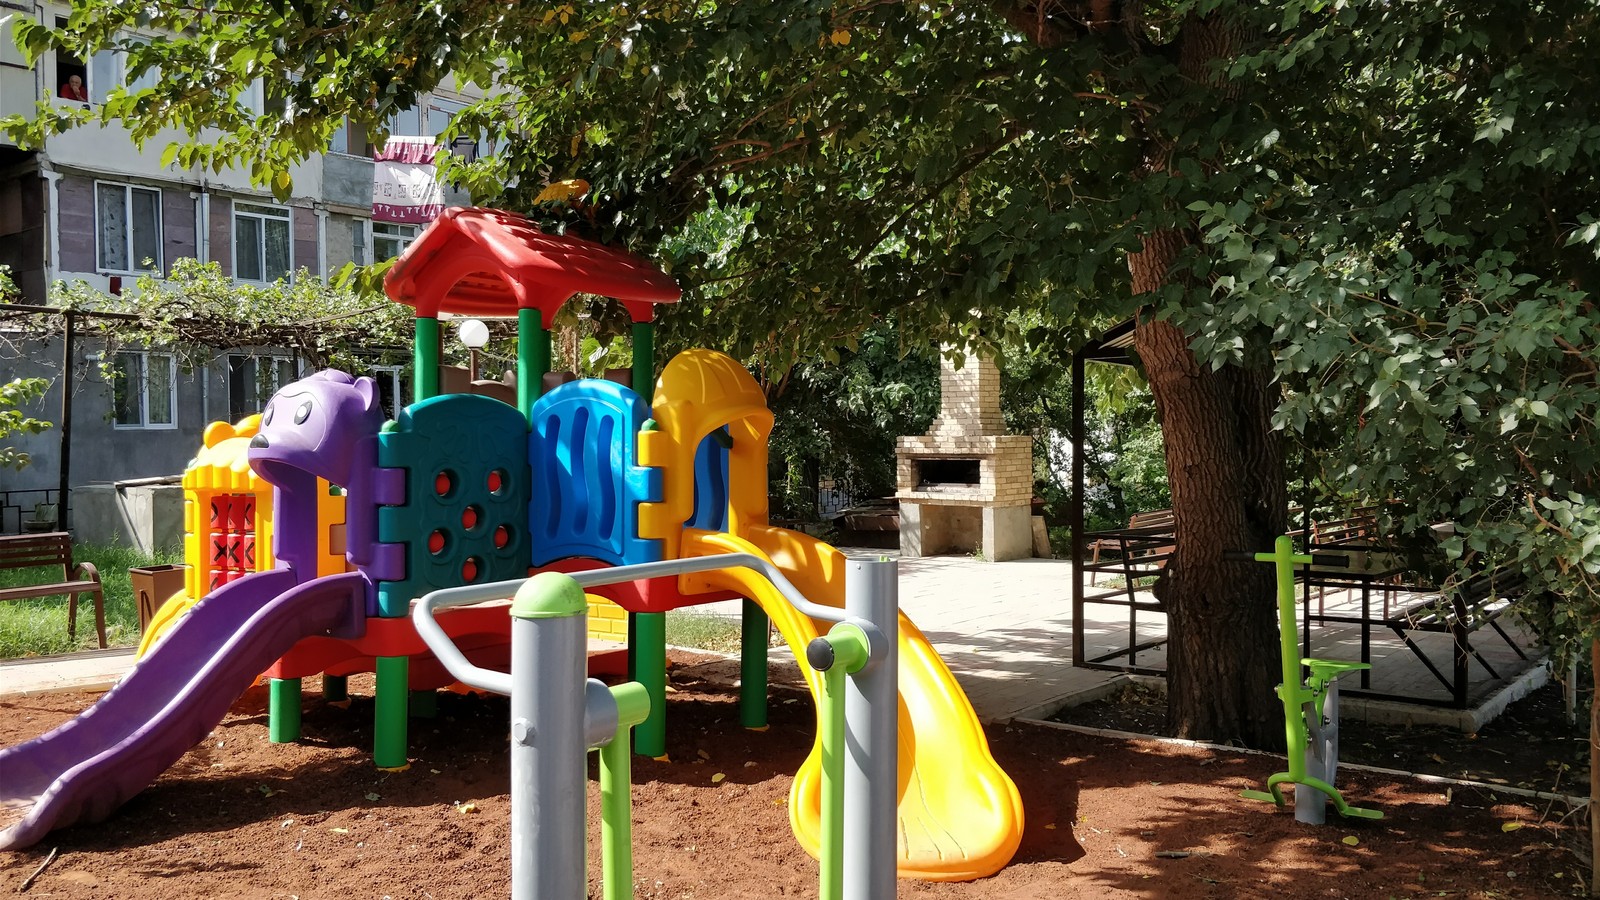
xmin=0 ymin=569 xmax=366 ymax=849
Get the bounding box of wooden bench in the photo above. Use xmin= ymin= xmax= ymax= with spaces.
xmin=1086 ymin=509 xmax=1174 ymax=568
xmin=0 ymin=532 xmax=106 ymax=649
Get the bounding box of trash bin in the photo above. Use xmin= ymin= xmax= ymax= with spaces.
xmin=129 ymin=564 xmax=189 ymax=636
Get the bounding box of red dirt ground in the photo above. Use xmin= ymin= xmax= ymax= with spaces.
xmin=0 ymin=656 xmax=1585 ymax=899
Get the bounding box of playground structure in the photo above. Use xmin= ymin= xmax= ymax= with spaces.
xmin=0 ymin=207 xmax=1023 ymax=885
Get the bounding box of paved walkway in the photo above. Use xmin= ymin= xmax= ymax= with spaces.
xmin=1 ymin=552 xmax=1546 ymax=732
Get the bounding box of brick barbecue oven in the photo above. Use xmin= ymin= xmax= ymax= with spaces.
xmin=895 ymin=349 xmax=1034 ymax=561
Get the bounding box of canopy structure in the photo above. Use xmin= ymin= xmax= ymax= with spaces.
xmin=383 ymin=207 xmax=681 ymax=326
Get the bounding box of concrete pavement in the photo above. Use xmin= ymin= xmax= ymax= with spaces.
xmin=1 ymin=551 xmax=1545 ymax=732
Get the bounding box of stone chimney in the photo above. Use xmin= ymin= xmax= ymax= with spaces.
xmin=930 ymin=349 xmax=1005 ymax=437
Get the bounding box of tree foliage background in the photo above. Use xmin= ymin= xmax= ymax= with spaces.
xmin=5 ymin=0 xmax=1596 ymax=750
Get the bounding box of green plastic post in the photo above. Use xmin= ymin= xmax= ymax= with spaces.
xmin=633 ymin=611 xmax=668 ymax=758
xmin=322 ymin=674 xmax=348 ymax=702
xmin=739 ymin=599 xmax=770 ymax=729
xmin=816 ymin=624 xmax=870 ymax=900
xmin=374 ymin=655 xmax=410 ymax=768
xmin=1267 ymin=535 xmax=1310 ymax=758
xmin=269 ymin=677 xmax=301 ymax=743
xmin=599 ymin=682 xmax=651 ymax=900
xmin=517 ymin=307 xmax=549 ymax=420
xmin=414 ymin=316 xmax=439 ymax=403
xmin=631 ymin=320 xmax=654 ymax=397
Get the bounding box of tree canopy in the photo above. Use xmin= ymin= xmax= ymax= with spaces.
xmin=7 ymin=0 xmax=1597 ymax=748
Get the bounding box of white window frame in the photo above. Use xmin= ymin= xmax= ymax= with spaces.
xmin=112 ymin=350 xmax=178 ymax=430
xmin=227 ymin=352 xmax=300 ymax=419
xmin=427 ymin=95 xmax=492 ymax=161
xmin=52 ymin=25 xmax=156 ymax=107
xmin=232 ymin=201 xmax=294 ymax=284
xmin=94 ymin=180 xmax=164 ymax=275
xmin=371 ymin=221 xmax=419 ymax=263
xmin=370 ymin=364 xmax=407 ymax=419
xmin=351 ymin=216 xmax=371 ymax=266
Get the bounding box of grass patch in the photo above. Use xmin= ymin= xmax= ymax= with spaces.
xmin=0 ymin=542 xmax=183 ymax=658
xmin=664 ymin=611 xmax=746 ymax=655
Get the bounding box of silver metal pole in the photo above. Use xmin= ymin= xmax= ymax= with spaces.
xmin=843 ymin=557 xmax=898 ymax=900
xmin=508 ymin=573 xmax=590 ymax=900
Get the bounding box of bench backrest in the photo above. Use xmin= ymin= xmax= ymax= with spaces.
xmin=0 ymin=533 xmax=74 ymax=575
xmin=1129 ymin=509 xmax=1175 ymax=530
xmin=1312 ymin=508 xmax=1379 ymax=545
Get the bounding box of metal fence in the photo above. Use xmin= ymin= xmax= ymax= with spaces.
xmin=0 ymin=489 xmax=61 ymax=534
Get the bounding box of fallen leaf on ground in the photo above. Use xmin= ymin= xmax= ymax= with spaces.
xmin=1342 ymin=836 xmax=1360 ymax=846
xmin=711 ymin=773 xmax=725 ymax=784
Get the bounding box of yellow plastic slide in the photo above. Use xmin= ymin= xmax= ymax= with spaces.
xmin=679 ymin=526 xmax=1024 ymax=882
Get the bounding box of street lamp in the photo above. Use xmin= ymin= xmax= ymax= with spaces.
xmin=457 ymin=318 xmax=490 ymax=381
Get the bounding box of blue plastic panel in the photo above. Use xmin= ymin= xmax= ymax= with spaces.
xmin=686 ymin=427 xmax=730 ymax=533
xmin=528 ymin=380 xmax=663 ymax=567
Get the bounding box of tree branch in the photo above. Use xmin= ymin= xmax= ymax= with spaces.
xmin=851 ymin=125 xmax=1025 ymax=266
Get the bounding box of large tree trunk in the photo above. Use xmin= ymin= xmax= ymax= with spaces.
xmin=1130 ymin=229 xmax=1287 ymax=748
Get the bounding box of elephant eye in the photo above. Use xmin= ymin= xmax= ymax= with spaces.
xmin=262 ymin=404 xmax=274 ymax=425
xmin=295 ymin=401 xmax=313 ymax=424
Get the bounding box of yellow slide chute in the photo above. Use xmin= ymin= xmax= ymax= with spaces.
xmin=680 ymin=526 xmax=1024 ymax=882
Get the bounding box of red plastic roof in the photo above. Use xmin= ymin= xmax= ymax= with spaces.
xmin=383 ymin=207 xmax=681 ymax=324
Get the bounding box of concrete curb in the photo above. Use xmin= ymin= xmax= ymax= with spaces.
xmin=1012 ymin=715 xmax=1590 ymax=808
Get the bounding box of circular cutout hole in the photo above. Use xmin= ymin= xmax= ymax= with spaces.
xmin=462 ymin=505 xmax=481 ymax=531
xmin=428 ymin=529 xmax=448 ymax=556
xmin=434 ymin=470 xmax=456 ymax=498
xmin=487 ymin=469 xmax=506 ymax=496
xmin=462 ymin=557 xmax=481 ymax=582
xmin=493 ymin=524 xmax=511 ymax=549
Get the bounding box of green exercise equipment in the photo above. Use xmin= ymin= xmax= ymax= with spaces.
xmin=1238 ymin=535 xmax=1383 ymax=823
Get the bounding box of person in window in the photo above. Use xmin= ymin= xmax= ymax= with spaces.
xmin=59 ymin=74 xmax=88 ymax=102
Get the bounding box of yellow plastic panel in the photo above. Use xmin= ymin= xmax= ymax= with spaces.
xmin=680 ymin=526 xmax=1024 ymax=881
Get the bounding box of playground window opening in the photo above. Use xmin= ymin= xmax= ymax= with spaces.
xmin=916 ymin=458 xmax=981 ymax=488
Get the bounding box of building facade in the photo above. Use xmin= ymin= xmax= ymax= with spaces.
xmin=0 ymin=4 xmax=472 ymax=520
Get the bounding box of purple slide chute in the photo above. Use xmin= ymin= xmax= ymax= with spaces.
xmin=0 ymin=569 xmax=366 ymax=849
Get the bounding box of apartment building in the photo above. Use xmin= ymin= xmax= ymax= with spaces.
xmin=0 ymin=2 xmax=478 ymax=523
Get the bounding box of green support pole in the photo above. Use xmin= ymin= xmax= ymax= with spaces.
xmin=813 ymin=624 xmax=870 ymax=900
xmin=268 ymin=677 xmax=301 ymax=743
xmin=627 ymin=320 xmax=655 ymax=721
xmin=517 ymin=307 xmax=550 ymax=421
xmin=600 ymin=682 xmax=651 ymax=900
xmin=626 ymin=612 xmax=638 ymax=681
xmin=408 ymin=689 xmax=438 ymax=718
xmin=322 ymin=674 xmax=348 ymax=702
xmin=414 ymin=316 xmax=439 ymax=403
xmin=633 ymin=611 xmax=668 ymax=758
xmin=739 ymin=599 xmax=770 ymax=729
xmin=631 ymin=320 xmax=654 ymax=397
xmin=374 ymin=655 xmax=410 ymax=769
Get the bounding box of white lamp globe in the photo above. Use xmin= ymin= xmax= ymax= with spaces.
xmin=457 ymin=318 xmax=490 ymax=349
